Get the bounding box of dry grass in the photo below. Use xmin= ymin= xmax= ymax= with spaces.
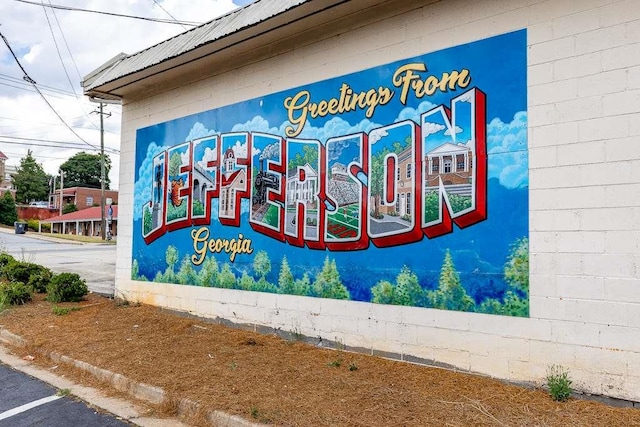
xmin=1 ymin=293 xmax=639 ymax=426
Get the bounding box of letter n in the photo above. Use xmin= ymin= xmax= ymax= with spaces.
xmin=421 ymin=88 xmax=487 ymax=238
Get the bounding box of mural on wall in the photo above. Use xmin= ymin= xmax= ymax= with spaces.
xmin=132 ymin=30 xmax=529 ymax=316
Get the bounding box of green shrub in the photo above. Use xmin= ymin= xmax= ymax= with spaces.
xmin=546 ymin=365 xmax=573 ymax=402
xmin=47 ymin=273 xmax=88 ymax=303
xmin=27 ymin=267 xmax=53 ymax=293
xmin=0 ymin=281 xmax=33 ymax=305
xmin=26 ymin=219 xmax=40 ymax=232
xmin=3 ymin=261 xmax=46 ymax=285
xmin=62 ymin=204 xmax=78 ymax=215
xmin=0 ymin=252 xmax=15 ymax=268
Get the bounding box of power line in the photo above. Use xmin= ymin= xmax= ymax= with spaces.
xmin=0 ymin=135 xmax=120 ymax=154
xmin=0 ymin=73 xmax=78 ymax=97
xmin=151 ymin=0 xmax=188 ymax=31
xmin=14 ymin=0 xmax=202 ymax=26
xmin=41 ymin=2 xmax=78 ymax=100
xmin=40 ymin=0 xmax=101 ymax=132
xmin=0 ymin=29 xmax=100 ymax=151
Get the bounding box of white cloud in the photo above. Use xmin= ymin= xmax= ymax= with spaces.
xmin=422 ymin=122 xmax=446 ymax=136
xmin=395 ymin=100 xmax=436 ymax=123
xmin=444 ymin=125 xmax=463 ymax=136
xmin=198 ymin=147 xmax=217 ymax=169
xmin=486 ymin=111 xmax=528 ymax=188
xmin=186 ymin=122 xmax=217 ymax=141
xmin=133 ymin=142 xmax=165 ymax=220
xmin=232 ymin=140 xmax=248 ymax=158
xmin=368 ymin=128 xmax=387 ymax=145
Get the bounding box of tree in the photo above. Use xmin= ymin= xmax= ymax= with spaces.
xmin=313 ymin=256 xmax=350 ymax=300
xmin=278 ymin=256 xmax=295 ymax=294
xmin=253 ymin=250 xmax=271 ymax=278
xmin=12 ymin=150 xmax=49 ymax=203
xmin=393 ymin=266 xmax=424 ymax=306
xmin=428 ymin=250 xmax=474 ymax=312
xmin=59 ymin=152 xmax=111 ymax=189
xmin=0 ymin=192 xmax=18 ymax=225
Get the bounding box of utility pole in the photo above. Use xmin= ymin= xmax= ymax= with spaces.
xmin=92 ymin=102 xmax=111 ymax=240
xmin=59 ymin=170 xmax=64 ymax=216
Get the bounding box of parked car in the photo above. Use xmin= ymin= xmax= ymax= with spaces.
xmin=29 ymin=201 xmax=50 ymax=208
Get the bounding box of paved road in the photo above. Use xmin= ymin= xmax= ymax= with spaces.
xmin=0 ymin=363 xmax=130 ymax=426
xmin=0 ymin=231 xmax=116 ymax=296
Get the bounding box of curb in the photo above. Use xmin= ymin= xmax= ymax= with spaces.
xmin=0 ymin=328 xmax=262 ymax=427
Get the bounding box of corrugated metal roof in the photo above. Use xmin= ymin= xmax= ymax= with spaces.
xmin=83 ymin=0 xmax=310 ymax=92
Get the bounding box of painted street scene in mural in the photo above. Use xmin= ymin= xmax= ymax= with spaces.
xmin=132 ymin=30 xmax=529 ymax=316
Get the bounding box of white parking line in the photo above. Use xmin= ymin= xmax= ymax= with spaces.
xmin=0 ymin=395 xmax=62 ymax=421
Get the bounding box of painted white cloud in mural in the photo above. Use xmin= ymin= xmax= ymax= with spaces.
xmin=198 ymin=147 xmax=217 ymax=169
xmin=395 ymin=100 xmax=437 ymax=123
xmin=296 ymin=117 xmax=380 ymax=143
xmin=186 ymin=122 xmax=218 ymax=141
xmin=444 ymin=125 xmax=463 ymax=136
xmin=232 ymin=140 xmax=248 ymax=158
xmin=487 ymin=111 xmax=528 ymax=188
xmin=422 ymin=122 xmax=446 ymax=137
xmin=369 ymin=128 xmax=388 ymax=145
xmin=232 ymin=116 xmax=281 ymax=134
xmin=133 ymin=142 xmax=165 ymax=221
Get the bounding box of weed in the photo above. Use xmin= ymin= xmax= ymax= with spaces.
xmin=546 ymin=365 xmax=573 ymax=402
xmin=115 ymin=297 xmax=140 ymax=308
xmin=57 ymin=388 xmax=71 ymax=397
xmin=327 ymin=358 xmax=343 ymax=368
xmin=250 ymin=407 xmax=272 ymax=424
xmin=349 ymin=362 xmax=358 ymax=371
xmin=52 ymin=306 xmax=80 ymax=316
xmin=230 ymin=361 xmax=238 ymax=370
xmin=0 ymin=281 xmax=33 ymax=305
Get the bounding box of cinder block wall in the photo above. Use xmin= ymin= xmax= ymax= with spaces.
xmin=116 ymin=0 xmax=640 ymax=401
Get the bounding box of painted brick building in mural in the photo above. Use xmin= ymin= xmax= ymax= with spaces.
xmin=84 ymin=0 xmax=640 ymax=404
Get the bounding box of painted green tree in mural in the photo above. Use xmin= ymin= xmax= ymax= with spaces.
xmin=371 ymin=266 xmax=425 ymax=306
xmin=169 ymin=152 xmax=182 ymax=177
xmin=313 ymin=256 xmax=350 ymax=300
xmin=478 ymin=237 xmax=529 ymax=317
xmin=371 ymin=280 xmax=395 ymax=304
xmin=197 ymin=257 xmax=219 ymax=287
xmin=428 ymin=250 xmax=475 ymax=311
xmin=287 ymin=145 xmax=318 ymax=170
xmin=369 ymin=147 xmax=390 ymax=218
xmin=278 ymin=256 xmax=295 ymax=293
xmin=253 ymin=250 xmax=271 ymax=278
xmin=394 ymin=266 xmax=425 ymax=306
xmin=177 ymin=255 xmax=198 ymax=285
xmin=218 ymin=264 xmax=236 ymax=289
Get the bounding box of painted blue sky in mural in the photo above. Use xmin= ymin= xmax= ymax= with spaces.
xmin=132 ymin=29 xmax=529 ymax=315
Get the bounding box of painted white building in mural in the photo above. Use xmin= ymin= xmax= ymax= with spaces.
xmin=84 ymin=0 xmax=640 ymax=404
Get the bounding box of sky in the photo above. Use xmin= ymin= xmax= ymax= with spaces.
xmin=0 ymin=0 xmax=253 ymax=189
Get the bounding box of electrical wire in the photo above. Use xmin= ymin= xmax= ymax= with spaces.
xmin=0 ymin=29 xmax=100 ymax=151
xmin=0 ymin=135 xmax=120 ymax=154
xmin=14 ymin=0 xmax=202 ymax=26
xmin=151 ymin=0 xmax=187 ymax=31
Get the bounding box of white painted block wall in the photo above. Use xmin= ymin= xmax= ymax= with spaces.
xmin=115 ymin=0 xmax=640 ymax=401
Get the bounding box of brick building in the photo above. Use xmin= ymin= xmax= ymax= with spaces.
xmin=50 ymin=186 xmax=118 ymax=211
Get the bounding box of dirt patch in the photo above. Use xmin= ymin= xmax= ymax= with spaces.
xmin=1 ymin=293 xmax=639 ymax=426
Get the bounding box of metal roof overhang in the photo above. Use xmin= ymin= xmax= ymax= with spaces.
xmin=82 ymin=0 xmax=417 ymax=101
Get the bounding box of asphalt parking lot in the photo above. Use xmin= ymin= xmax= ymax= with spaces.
xmin=0 ymin=363 xmax=129 ymax=426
